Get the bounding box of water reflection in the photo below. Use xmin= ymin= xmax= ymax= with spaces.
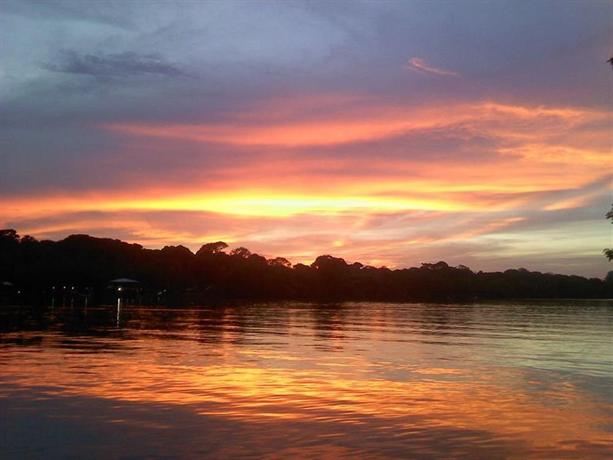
xmin=1 ymin=301 xmax=612 ymax=459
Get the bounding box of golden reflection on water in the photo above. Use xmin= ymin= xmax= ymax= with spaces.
xmin=1 ymin=302 xmax=612 ymax=459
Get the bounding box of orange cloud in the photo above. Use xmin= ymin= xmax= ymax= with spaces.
xmin=104 ymin=101 xmax=605 ymax=148
xmin=4 ymin=97 xmax=611 ymax=275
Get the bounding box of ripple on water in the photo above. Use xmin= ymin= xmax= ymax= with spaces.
xmin=0 ymin=301 xmax=612 ymax=458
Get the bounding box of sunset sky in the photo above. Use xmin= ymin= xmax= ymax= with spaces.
xmin=2 ymin=0 xmax=612 ymax=276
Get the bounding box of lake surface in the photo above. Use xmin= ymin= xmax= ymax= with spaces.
xmin=1 ymin=301 xmax=612 ymax=459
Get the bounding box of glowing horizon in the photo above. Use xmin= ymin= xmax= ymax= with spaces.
xmin=2 ymin=1 xmax=612 ymax=276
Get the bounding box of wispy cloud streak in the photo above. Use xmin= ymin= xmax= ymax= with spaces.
xmin=46 ymin=51 xmax=188 ymax=78
xmin=406 ymin=57 xmax=460 ymax=77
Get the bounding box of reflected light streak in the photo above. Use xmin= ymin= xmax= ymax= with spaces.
xmin=1 ymin=335 xmax=610 ymax=454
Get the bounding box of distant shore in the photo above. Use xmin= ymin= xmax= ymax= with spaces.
xmin=1 ymin=230 xmax=612 ymax=306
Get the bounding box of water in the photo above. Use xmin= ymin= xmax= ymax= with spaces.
xmin=1 ymin=301 xmax=612 ymax=459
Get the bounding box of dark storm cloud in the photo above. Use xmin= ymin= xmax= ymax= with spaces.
xmin=46 ymin=51 xmax=189 ymax=78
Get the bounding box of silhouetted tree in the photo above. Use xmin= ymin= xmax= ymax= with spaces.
xmin=230 ymin=247 xmax=252 ymax=258
xmin=604 ymin=204 xmax=613 ymax=261
xmin=196 ymin=241 xmax=228 ymax=256
xmin=0 ymin=229 xmax=610 ymax=305
xmin=268 ymin=257 xmax=292 ymax=267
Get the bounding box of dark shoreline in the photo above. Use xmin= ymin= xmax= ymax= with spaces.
xmin=2 ymin=230 xmax=612 ymax=306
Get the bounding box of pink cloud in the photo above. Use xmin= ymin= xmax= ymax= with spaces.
xmin=406 ymin=57 xmax=460 ymax=77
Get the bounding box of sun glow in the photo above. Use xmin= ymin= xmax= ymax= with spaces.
xmin=3 ymin=96 xmax=611 ymax=275
xmin=5 ymin=192 xmax=465 ymax=220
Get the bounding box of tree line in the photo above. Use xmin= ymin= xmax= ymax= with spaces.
xmin=1 ymin=229 xmax=611 ymax=305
